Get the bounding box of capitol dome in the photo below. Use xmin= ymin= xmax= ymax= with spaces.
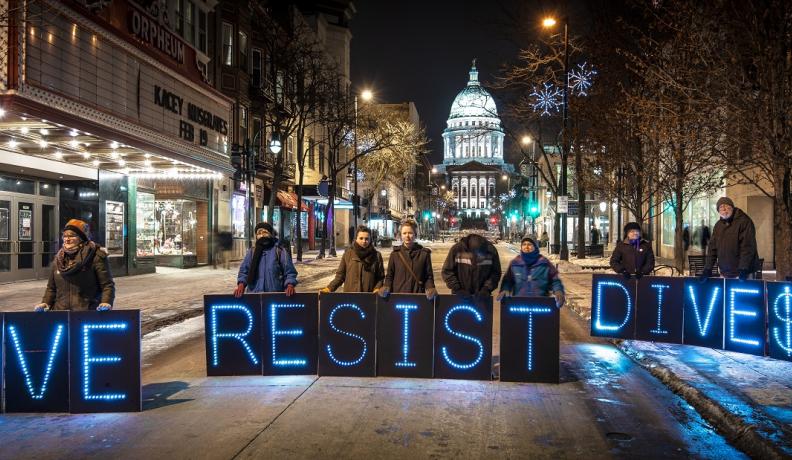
xmin=448 ymin=62 xmax=499 ymax=120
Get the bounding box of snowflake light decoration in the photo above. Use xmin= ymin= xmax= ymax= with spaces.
xmin=530 ymin=83 xmax=562 ymax=116
xmin=569 ymin=62 xmax=597 ymax=97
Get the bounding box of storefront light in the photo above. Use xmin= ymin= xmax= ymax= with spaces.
xmin=20 ymin=126 xmax=29 ymax=134
xmin=7 ymin=139 xmax=17 ymax=149
xmin=92 ymin=159 xmax=100 ymax=167
xmin=69 ymin=129 xmax=79 ymax=137
xmin=39 ymin=128 xmax=48 ymax=135
xmin=54 ymin=149 xmax=63 ymax=159
xmin=117 ymin=159 xmax=125 ymax=167
xmin=38 ymin=140 xmax=48 ymax=148
xmin=599 ymin=201 xmax=607 ymax=212
xmin=70 ymin=139 xmax=80 ymax=148
xmin=0 ymin=107 xmax=5 ymax=118
xmin=110 ymin=141 xmax=119 ymax=149
xmin=82 ymin=152 xmax=90 ymax=159
xmin=110 ymin=151 xmax=119 ymax=159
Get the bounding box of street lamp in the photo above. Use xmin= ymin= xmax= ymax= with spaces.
xmin=521 ymin=135 xmax=532 ymax=146
xmin=542 ymin=15 xmax=570 ymax=260
xmin=354 ymin=88 xmax=374 ymax=229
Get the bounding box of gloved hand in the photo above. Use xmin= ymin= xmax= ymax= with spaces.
xmin=553 ymin=291 xmax=566 ymax=308
xmin=233 ymin=282 xmax=246 ymax=298
xmin=320 ymin=287 xmax=331 ymax=293
xmin=285 ymin=284 xmax=296 ymax=296
xmin=476 ymin=288 xmax=492 ymax=300
xmin=97 ymin=303 xmax=112 ymax=312
xmin=496 ymin=291 xmax=510 ymax=301
xmin=34 ymin=303 xmax=49 ymax=312
xmin=698 ymin=268 xmax=713 ymax=283
xmin=634 ymin=272 xmax=643 ymax=280
xmin=738 ymin=269 xmax=750 ymax=281
xmin=425 ymin=287 xmax=438 ymax=300
xmin=622 ymin=270 xmax=632 ymax=280
xmin=377 ymin=287 xmax=390 ymax=298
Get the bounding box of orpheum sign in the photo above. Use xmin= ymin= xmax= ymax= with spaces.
xmin=129 ymin=8 xmax=185 ymax=64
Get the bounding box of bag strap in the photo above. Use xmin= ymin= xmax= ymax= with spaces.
xmin=396 ymin=248 xmax=423 ymax=286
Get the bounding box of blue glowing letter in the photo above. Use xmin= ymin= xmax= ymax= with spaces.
xmin=82 ymin=323 xmax=128 ymax=401
xmin=729 ymin=287 xmax=761 ymax=347
xmin=772 ymin=286 xmax=792 ymax=357
xmin=441 ymin=305 xmax=484 ymax=369
xmin=210 ymin=304 xmax=259 ymax=367
xmin=509 ymin=306 xmax=553 ymax=371
xmin=8 ymin=324 xmax=64 ymax=400
xmin=395 ymin=304 xmax=418 ymax=368
xmin=687 ymin=285 xmax=721 ymax=337
xmin=650 ymin=284 xmax=670 ymax=335
xmin=594 ymin=281 xmax=632 ymax=331
xmin=271 ymin=303 xmax=306 ymax=367
xmin=326 ymin=304 xmax=368 ymax=366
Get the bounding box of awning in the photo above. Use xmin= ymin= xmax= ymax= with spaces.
xmin=277 ymin=191 xmax=309 ymax=211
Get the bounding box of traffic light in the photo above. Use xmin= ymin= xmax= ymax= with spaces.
xmin=528 ymin=202 xmax=541 ymax=219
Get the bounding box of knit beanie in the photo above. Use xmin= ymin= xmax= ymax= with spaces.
xmin=255 ymin=222 xmax=276 ymax=236
xmin=63 ymin=219 xmax=90 ymax=241
xmin=716 ymin=197 xmax=734 ymax=211
xmin=623 ymin=222 xmax=641 ymax=237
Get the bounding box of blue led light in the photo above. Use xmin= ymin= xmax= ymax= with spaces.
xmin=326 ymin=303 xmax=368 ymax=367
xmin=210 ymin=304 xmax=259 ymax=367
xmin=509 ymin=306 xmax=553 ymax=371
xmin=687 ymin=285 xmax=721 ymax=337
xmin=82 ymin=323 xmax=128 ymax=401
xmin=271 ymin=303 xmax=306 ymax=367
xmin=395 ymin=304 xmax=418 ymax=368
xmin=7 ymin=324 xmax=64 ymax=400
xmin=441 ymin=305 xmax=484 ymax=370
xmin=728 ymin=287 xmax=761 ymax=347
xmin=593 ymin=281 xmax=632 ymax=331
xmin=650 ymin=284 xmax=670 ymax=335
xmin=771 ymin=286 xmax=792 ymax=356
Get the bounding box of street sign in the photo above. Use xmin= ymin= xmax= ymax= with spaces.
xmin=557 ymin=196 xmax=569 ymax=213
xmin=567 ymin=201 xmax=578 ymax=217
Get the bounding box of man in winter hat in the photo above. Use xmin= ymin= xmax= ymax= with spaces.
xmin=609 ymin=222 xmax=655 ymax=278
xmin=234 ymin=221 xmax=298 ymax=296
xmin=701 ymin=197 xmax=759 ymax=280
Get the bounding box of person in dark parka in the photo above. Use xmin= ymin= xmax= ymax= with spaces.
xmin=610 ymin=222 xmax=655 ymax=279
xmin=235 ymin=222 xmax=298 ymax=296
xmin=497 ymin=237 xmax=565 ymax=307
xmin=380 ymin=220 xmax=437 ymax=299
xmin=322 ymin=225 xmax=385 ymax=293
xmin=36 ymin=219 xmax=115 ymax=311
xmin=442 ymin=232 xmax=501 ymax=299
xmin=702 ymin=197 xmax=759 ymax=280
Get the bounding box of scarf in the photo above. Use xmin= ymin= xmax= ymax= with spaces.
xmin=247 ymin=237 xmax=276 ymax=287
xmin=520 ymin=247 xmax=540 ymax=267
xmin=353 ymin=242 xmax=377 ymax=271
xmin=55 ymin=241 xmax=98 ymax=276
xmin=629 ymin=238 xmax=640 ymax=250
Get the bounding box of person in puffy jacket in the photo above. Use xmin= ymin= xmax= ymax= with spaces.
xmin=322 ymin=225 xmax=385 ymax=293
xmin=702 ymin=197 xmax=759 ymax=280
xmin=234 ymin=222 xmax=297 ymax=296
xmin=497 ymin=237 xmax=565 ymax=307
xmin=442 ymin=232 xmax=501 ymax=300
xmin=36 ymin=219 xmax=115 ymax=311
xmin=610 ymin=222 xmax=655 ymax=279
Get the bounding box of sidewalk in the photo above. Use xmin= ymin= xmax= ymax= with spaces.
xmin=560 ymin=270 xmax=792 ymax=459
xmin=0 ymin=248 xmax=349 ymax=335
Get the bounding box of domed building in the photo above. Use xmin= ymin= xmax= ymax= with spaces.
xmin=434 ymin=60 xmax=513 ymax=225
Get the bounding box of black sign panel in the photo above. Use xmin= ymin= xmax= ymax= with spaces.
xmin=376 ymin=294 xmax=435 ymax=378
xmin=318 ymin=293 xmax=377 ymax=377
xmin=500 ymin=297 xmax=559 ymax=383
xmin=261 ymin=293 xmax=319 ymax=375
xmin=204 ymin=294 xmax=263 ymax=376
xmin=635 ymin=276 xmax=685 ymax=343
xmin=767 ymin=281 xmax=792 ymax=362
xmin=724 ymin=279 xmax=766 ymax=356
xmin=590 ymin=274 xmax=637 ymax=339
xmin=683 ymin=278 xmax=725 ymax=349
xmin=4 ymin=312 xmax=70 ymax=413
xmin=434 ymin=295 xmax=493 ymax=380
xmin=69 ymin=310 xmax=141 ymax=413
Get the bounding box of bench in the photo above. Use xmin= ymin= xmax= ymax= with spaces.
xmin=688 ymin=255 xmax=763 ymax=279
xmin=570 ymin=244 xmax=605 ymax=258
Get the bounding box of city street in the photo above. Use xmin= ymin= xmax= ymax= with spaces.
xmin=0 ymin=242 xmax=744 ymax=459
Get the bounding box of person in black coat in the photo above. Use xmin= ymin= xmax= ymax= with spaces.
xmin=702 ymin=197 xmax=759 ymax=280
xmin=442 ymin=232 xmax=501 ymax=299
xmin=609 ymin=222 xmax=655 ymax=279
xmin=379 ymin=220 xmax=437 ymax=299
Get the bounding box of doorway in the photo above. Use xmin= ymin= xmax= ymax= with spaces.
xmin=0 ymin=193 xmax=59 ymax=283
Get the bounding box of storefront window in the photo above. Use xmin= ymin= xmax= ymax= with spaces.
xmin=231 ymin=194 xmax=247 ymax=239
xmin=136 ymin=192 xmax=155 ymax=257
xmin=0 ymin=175 xmax=35 ymax=194
xmin=39 ymin=181 xmax=57 ymax=197
xmin=154 ymin=200 xmax=197 ymax=255
xmin=105 ymin=201 xmax=125 ymax=257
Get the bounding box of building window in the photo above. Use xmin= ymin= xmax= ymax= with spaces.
xmin=251 ymin=48 xmax=262 ymax=88
xmin=175 ymin=0 xmax=184 ymax=36
xmin=222 ymin=22 xmax=233 ymax=66
xmin=239 ymin=105 xmax=248 ymax=143
xmin=239 ymin=31 xmax=248 ymax=70
xmin=184 ymin=1 xmax=195 ymax=44
xmin=198 ymin=10 xmax=207 ymax=53
xmin=252 ymin=118 xmax=262 ymax=153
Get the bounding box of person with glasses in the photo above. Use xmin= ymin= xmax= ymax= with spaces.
xmin=35 ymin=219 xmax=115 ymax=311
xmin=234 ymin=222 xmax=298 ymax=296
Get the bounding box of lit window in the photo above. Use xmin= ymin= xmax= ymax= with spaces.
xmin=222 ymin=22 xmax=233 ymax=66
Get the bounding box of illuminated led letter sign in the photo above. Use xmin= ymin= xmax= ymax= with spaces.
xmin=635 ymin=276 xmax=684 ymax=343
xmin=318 ymin=293 xmax=376 ymax=377
xmin=590 ymin=274 xmax=636 ymax=339
xmin=768 ymin=281 xmax=792 ymax=362
xmin=204 ymin=294 xmax=263 ymax=376
xmin=262 ymin=293 xmax=318 ymax=375
xmin=724 ymin=279 xmax=766 ymax=356
xmin=500 ymin=297 xmax=559 ymax=383
xmin=434 ymin=295 xmax=492 ymax=380
xmin=4 ymin=312 xmax=69 ymax=413
xmin=69 ymin=310 xmax=141 ymax=413
xmin=376 ymin=294 xmax=435 ymax=378
xmin=683 ymin=278 xmax=725 ymax=349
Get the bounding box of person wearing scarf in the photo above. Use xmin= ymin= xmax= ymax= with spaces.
xmin=35 ymin=219 xmax=115 ymax=311
xmin=610 ymin=222 xmax=655 ymax=279
xmin=322 ymin=225 xmax=385 ymax=293
xmin=497 ymin=237 xmax=565 ymax=308
xmin=234 ymin=222 xmax=298 ymax=296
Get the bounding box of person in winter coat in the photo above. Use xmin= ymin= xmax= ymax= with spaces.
xmin=442 ymin=232 xmax=501 ymax=299
xmin=35 ymin=219 xmax=115 ymax=311
xmin=610 ymin=222 xmax=655 ymax=279
xmin=702 ymin=197 xmax=759 ymax=280
xmin=234 ymin=222 xmax=298 ymax=296
xmin=322 ymin=225 xmax=385 ymax=293
xmin=497 ymin=237 xmax=565 ymax=307
xmin=379 ymin=220 xmax=437 ymax=299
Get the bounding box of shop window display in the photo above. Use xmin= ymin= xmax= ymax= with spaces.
xmin=154 ymin=200 xmax=197 ymax=256
xmin=105 ymin=201 xmax=125 ymax=257
xmin=136 ymin=192 xmax=156 ymax=257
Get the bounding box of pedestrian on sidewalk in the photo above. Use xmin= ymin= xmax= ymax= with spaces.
xmin=497 ymin=237 xmax=565 ymax=308
xmin=609 ymin=222 xmax=655 ymax=279
xmin=35 ymin=219 xmax=115 ymax=312
xmin=441 ymin=231 xmax=501 ymax=300
xmin=321 ymin=225 xmax=385 ymax=293
xmin=539 ymin=231 xmax=550 ymax=252
xmin=701 ymin=197 xmax=759 ymax=280
xmin=234 ymin=222 xmax=298 ymax=297
xmin=379 ymin=220 xmax=437 ymax=299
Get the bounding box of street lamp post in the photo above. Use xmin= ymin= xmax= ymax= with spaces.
xmin=353 ymin=89 xmax=373 ymax=230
